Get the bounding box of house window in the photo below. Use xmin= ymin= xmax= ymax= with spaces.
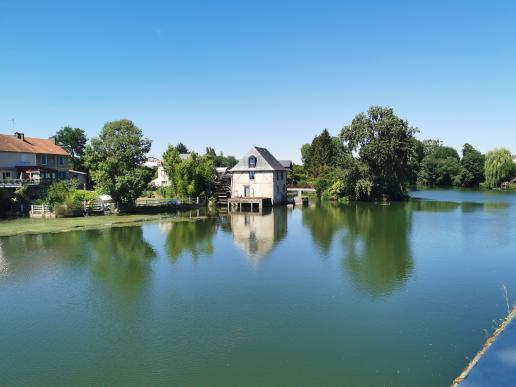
xmin=20 ymin=153 xmax=30 ymax=163
xmin=41 ymin=154 xmax=48 ymax=165
xmin=249 ymin=171 xmax=255 ymax=180
xmin=59 ymin=156 xmax=64 ymax=166
xmin=248 ymin=156 xmax=257 ymax=168
xmin=2 ymin=172 xmax=11 ymax=180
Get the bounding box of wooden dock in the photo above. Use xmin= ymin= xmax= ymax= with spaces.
xmin=227 ymin=197 xmax=272 ymax=213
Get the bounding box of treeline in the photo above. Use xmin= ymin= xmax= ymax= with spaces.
xmin=42 ymin=119 xmax=238 ymax=209
xmin=300 ymin=106 xmax=515 ymax=201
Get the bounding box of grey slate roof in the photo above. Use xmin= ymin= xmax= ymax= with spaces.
xmin=279 ymin=160 xmax=293 ymax=169
xmin=230 ymin=146 xmax=287 ymax=172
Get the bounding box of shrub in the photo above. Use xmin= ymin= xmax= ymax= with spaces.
xmin=41 ymin=180 xmax=98 ymax=215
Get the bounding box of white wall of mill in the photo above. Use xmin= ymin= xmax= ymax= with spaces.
xmin=231 ymin=171 xmax=287 ymax=204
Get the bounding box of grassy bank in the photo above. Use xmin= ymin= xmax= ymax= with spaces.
xmin=0 ymin=213 xmax=208 ymax=237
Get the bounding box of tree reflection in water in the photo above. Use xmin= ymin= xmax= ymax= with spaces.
xmin=342 ymin=203 xmax=413 ymax=296
xmin=0 ymin=231 xmax=89 ymax=276
xmin=164 ymin=218 xmax=217 ymax=263
xmin=86 ymin=226 xmax=156 ymax=286
xmin=303 ymin=202 xmax=414 ymax=296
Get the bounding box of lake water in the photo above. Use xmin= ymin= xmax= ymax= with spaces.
xmin=1 ymin=189 xmax=516 ymax=386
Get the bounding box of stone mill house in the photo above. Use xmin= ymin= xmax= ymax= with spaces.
xmin=229 ymin=146 xmax=288 ymax=205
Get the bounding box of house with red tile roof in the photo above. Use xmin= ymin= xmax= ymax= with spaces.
xmin=0 ymin=132 xmax=70 ymax=186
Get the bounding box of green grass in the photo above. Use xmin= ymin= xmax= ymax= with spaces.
xmin=0 ymin=214 xmax=207 ymax=237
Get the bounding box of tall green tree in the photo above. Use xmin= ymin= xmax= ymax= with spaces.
xmin=55 ymin=126 xmax=87 ymax=170
xmin=162 ymin=147 xmax=215 ymax=200
xmin=484 ymin=148 xmax=514 ymax=188
xmin=84 ymin=119 xmax=152 ymax=208
xmin=340 ymin=106 xmax=419 ymax=200
xmin=174 ymin=142 xmax=189 ymax=154
xmin=457 ymin=144 xmax=485 ymax=186
xmin=302 ymin=129 xmax=346 ymax=177
xmin=417 ymin=145 xmax=460 ymax=186
xmin=205 ymin=147 xmax=238 ymax=168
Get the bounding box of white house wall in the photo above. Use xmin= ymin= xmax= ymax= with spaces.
xmin=231 ymin=171 xmax=287 ymax=205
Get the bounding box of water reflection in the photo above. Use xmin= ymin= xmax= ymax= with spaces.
xmin=302 ymin=203 xmax=347 ymax=254
xmin=342 ymin=203 xmax=413 ymax=296
xmin=163 ymin=218 xmax=217 ymax=262
xmin=0 ymin=231 xmax=89 ymax=275
xmin=0 ymin=240 xmax=7 ymax=277
xmin=409 ymin=199 xmax=509 ymax=213
xmin=303 ymin=202 xmax=413 ymax=296
xmin=86 ymin=226 xmax=156 ymax=286
xmin=226 ymin=208 xmax=287 ymax=264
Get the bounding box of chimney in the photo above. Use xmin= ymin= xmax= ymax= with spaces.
xmin=14 ymin=132 xmax=25 ymax=141
xmin=49 ymin=136 xmax=57 ymax=144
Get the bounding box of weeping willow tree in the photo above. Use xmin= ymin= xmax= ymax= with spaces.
xmin=484 ymin=148 xmax=514 ymax=189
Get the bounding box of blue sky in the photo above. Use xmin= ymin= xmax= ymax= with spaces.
xmin=1 ymin=0 xmax=515 ymax=162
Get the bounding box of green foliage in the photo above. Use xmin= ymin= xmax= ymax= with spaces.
xmin=340 ymin=106 xmax=419 ymax=200
xmin=326 ymin=180 xmax=347 ymax=201
xmin=84 ymin=119 xmax=152 ymax=208
xmin=407 ymin=139 xmax=426 ymax=185
xmin=12 ymin=185 xmax=29 ymax=204
xmin=55 ymin=126 xmax=87 ymax=170
xmin=417 ymin=144 xmax=462 ymax=186
xmin=45 ymin=180 xmax=78 ymax=208
xmin=457 ymin=144 xmax=485 ymax=187
xmin=421 ymin=139 xmax=443 ymax=156
xmin=44 ymin=180 xmax=97 ymax=206
xmin=162 ymin=147 xmax=215 ymax=200
xmin=289 ymin=164 xmax=309 ymax=185
xmin=41 ymin=180 xmax=97 ymax=216
xmin=71 ymin=189 xmax=98 ymax=203
xmin=303 ymin=129 xmax=340 ymax=176
xmin=205 ymin=147 xmax=238 ymax=168
xmin=485 ymin=148 xmax=514 ymax=189
xmin=174 ymin=142 xmax=189 ymax=154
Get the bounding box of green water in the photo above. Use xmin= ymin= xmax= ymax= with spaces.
xmin=1 ymin=189 xmax=516 ymax=386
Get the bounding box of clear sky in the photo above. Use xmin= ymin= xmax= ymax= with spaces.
xmin=1 ymin=0 xmax=515 ymax=162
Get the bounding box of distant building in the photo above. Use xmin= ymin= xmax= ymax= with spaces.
xmin=229 ymin=147 xmax=288 ymax=205
xmin=0 ymin=132 xmax=70 ymax=186
xmin=144 ymin=156 xmax=161 ymax=169
xmin=69 ymin=170 xmax=88 ymax=188
xmin=152 ymin=164 xmax=170 ymax=187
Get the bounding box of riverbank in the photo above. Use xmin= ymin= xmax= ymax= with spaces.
xmin=0 ymin=213 xmax=208 ymax=237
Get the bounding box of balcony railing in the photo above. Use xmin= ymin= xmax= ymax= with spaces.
xmin=0 ymin=178 xmax=42 ymax=187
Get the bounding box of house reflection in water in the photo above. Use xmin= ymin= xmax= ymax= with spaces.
xmin=228 ymin=207 xmax=287 ymax=265
xmin=0 ymin=239 xmax=7 ymax=276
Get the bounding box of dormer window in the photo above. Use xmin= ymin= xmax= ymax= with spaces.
xmin=248 ymin=155 xmax=257 ymax=168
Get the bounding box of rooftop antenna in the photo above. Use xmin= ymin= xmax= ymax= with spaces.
xmin=9 ymin=118 xmax=16 ymax=132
